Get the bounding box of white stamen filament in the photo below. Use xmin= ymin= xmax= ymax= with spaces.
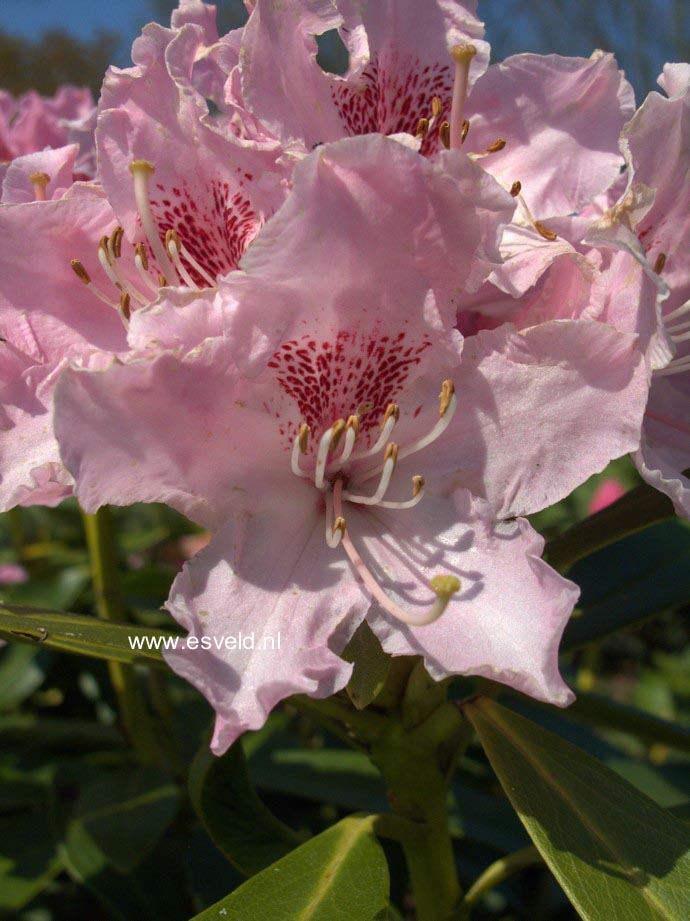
xmin=99 ymin=236 xmax=148 ymax=306
xmin=671 ymin=329 xmax=690 ymax=344
xmin=333 ymin=479 xmax=460 ymax=626
xmin=179 ymin=241 xmax=217 ymax=288
xmin=655 ymin=356 xmax=690 ymax=378
xmin=378 ymin=476 xmax=425 ymax=509
xmin=291 ymin=424 xmax=311 ymax=478
xmin=314 ymin=427 xmax=335 ymax=489
xmin=134 ymin=245 xmax=160 ymax=295
xmin=325 ymin=492 xmax=345 ymax=549
xmin=350 ymin=404 xmax=399 ymax=461
xmin=663 ymin=298 xmax=690 ymax=324
xmin=128 ymin=160 xmax=179 ymax=284
xmin=666 ymin=317 xmax=690 ymax=335
xmin=449 ymin=44 xmax=476 ymax=150
xmin=344 ymin=445 xmax=398 ymax=505
xmin=166 ymin=230 xmax=200 ymax=289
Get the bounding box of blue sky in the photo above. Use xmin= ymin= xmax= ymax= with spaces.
xmin=0 ymin=0 xmax=686 ymax=95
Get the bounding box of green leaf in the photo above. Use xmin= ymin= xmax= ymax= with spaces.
xmin=190 ymin=815 xmax=389 ymax=921
xmin=0 ymin=811 xmax=62 ymax=909
xmin=465 ymin=697 xmax=690 ymax=921
xmin=54 ymin=763 xmax=180 ymax=876
xmin=0 ymin=643 xmax=47 ymax=710
xmin=544 ymin=480 xmax=675 ymax=572
xmin=562 ymin=519 xmax=690 ymax=650
xmin=248 ymin=741 xmax=528 ymax=853
xmin=189 ymin=740 xmax=302 ymax=876
xmin=342 ymin=621 xmax=391 ymax=710
xmin=565 ymin=691 xmax=690 ymax=755
xmin=0 ymin=602 xmax=177 ymax=666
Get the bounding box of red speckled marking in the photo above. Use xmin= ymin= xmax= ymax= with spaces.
xmin=268 ymin=328 xmax=431 ymax=448
xmin=149 ymin=175 xmax=260 ymax=284
xmin=331 ymin=53 xmax=454 ymax=157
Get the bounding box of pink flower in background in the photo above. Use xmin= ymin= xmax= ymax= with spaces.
xmin=0 ymin=562 xmax=29 ymax=585
xmin=588 ymin=479 xmax=627 ymax=515
xmin=240 ymin=0 xmax=633 ymax=217
xmin=54 ymin=137 xmax=649 ymax=751
xmin=0 ymin=86 xmax=96 ymax=183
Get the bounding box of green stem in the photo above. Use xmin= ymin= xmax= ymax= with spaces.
xmin=81 ymin=507 xmax=160 ymax=764
xmin=453 ymin=845 xmax=541 ymax=919
xmin=372 ymin=711 xmax=465 ymax=920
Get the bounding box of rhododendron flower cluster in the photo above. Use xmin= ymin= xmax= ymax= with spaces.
xmin=1 ymin=0 xmax=688 ymax=753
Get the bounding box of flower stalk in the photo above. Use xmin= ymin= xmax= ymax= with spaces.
xmin=81 ymin=506 xmax=160 ymax=764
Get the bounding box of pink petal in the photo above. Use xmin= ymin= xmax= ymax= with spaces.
xmin=635 ymin=376 xmax=690 ymax=518
xmin=2 ymin=145 xmax=79 ymax=203
xmin=164 ymin=502 xmax=369 ymax=754
xmin=363 ymin=489 xmax=576 ymax=705
xmin=466 ymin=52 xmax=635 ymax=216
xmin=54 ymin=339 xmax=297 ymax=529
xmin=226 ymin=134 xmax=512 ymax=372
xmin=423 ymin=320 xmax=648 ymax=517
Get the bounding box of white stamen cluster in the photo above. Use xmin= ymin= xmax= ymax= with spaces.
xmin=290 ymin=381 xmax=461 ymax=626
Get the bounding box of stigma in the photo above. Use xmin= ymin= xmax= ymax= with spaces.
xmin=291 ymin=381 xmax=461 ymax=627
xmin=69 ymin=159 xmax=217 ymax=327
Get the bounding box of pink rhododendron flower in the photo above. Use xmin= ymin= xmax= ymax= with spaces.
xmin=0 ymin=86 xmax=96 ymax=183
xmin=54 ymin=137 xmax=649 ymax=752
xmin=588 ymin=478 xmax=627 ymax=515
xmin=0 ymin=562 xmax=29 ymax=585
xmin=240 ymin=0 xmax=633 ymax=218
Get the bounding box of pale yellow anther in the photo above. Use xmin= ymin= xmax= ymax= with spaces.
xmin=330 ymin=418 xmax=347 ymax=451
xmin=416 ymin=117 xmax=430 ymax=139
xmin=158 ymin=274 xmax=167 ymax=287
xmin=654 ymin=252 xmax=667 ymax=275
xmin=298 ymin=422 xmax=310 ymax=453
xmin=70 ymin=258 xmax=91 ymax=284
xmin=110 ymin=226 xmax=124 ymax=259
xmin=534 ymin=221 xmax=558 ymax=242
xmin=450 ymin=43 xmax=477 ymax=64
xmin=486 ymin=137 xmax=506 ymax=153
xmin=439 ymin=380 xmax=455 ymax=417
xmin=29 ymin=171 xmax=50 ymax=199
xmin=382 ymin=403 xmax=400 ymax=427
xmin=357 ymin=400 xmax=375 ymax=415
xmin=119 ymin=292 xmax=131 ymax=321
xmin=412 ymin=475 xmax=425 ymax=497
xmin=384 ymin=442 xmax=399 ymax=466
xmin=346 ymin=415 xmax=360 ymax=438
xmin=135 ymin=242 xmax=149 ymax=270
xmin=129 ymin=159 xmax=155 ymax=176
xmin=461 ymin=119 xmax=470 ymax=144
xmin=431 ymin=96 xmax=443 ymax=118
xmin=333 ymin=516 xmax=346 ymax=536
xmin=439 ymin=121 xmax=451 ymax=149
xmin=430 ymin=574 xmax=461 ymax=598
xmin=510 ymin=180 xmax=522 ymax=197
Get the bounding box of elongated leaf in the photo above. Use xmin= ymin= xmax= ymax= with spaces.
xmin=191 ymin=816 xmax=389 ymax=921
xmin=0 ymin=812 xmax=62 ymax=909
xmin=565 ymin=692 xmax=690 ymax=755
xmin=248 ymin=744 xmax=528 ymax=853
xmin=189 ymin=741 xmax=302 ymax=876
xmin=465 ymin=697 xmax=690 ymax=921
xmin=562 ymin=519 xmax=690 ymax=650
xmin=0 ymin=602 xmax=176 ymax=666
xmin=544 ymin=480 xmax=675 ymax=572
